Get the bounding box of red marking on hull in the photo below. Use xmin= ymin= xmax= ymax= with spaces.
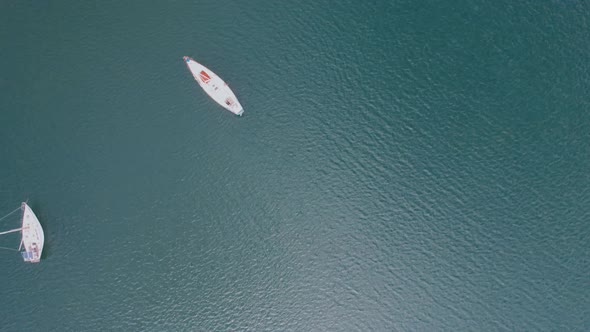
xmin=199 ymin=71 xmax=211 ymax=83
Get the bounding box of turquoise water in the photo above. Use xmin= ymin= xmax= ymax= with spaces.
xmin=1 ymin=1 xmax=589 ymax=330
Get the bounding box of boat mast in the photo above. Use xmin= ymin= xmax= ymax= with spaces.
xmin=0 ymin=228 xmax=22 ymax=236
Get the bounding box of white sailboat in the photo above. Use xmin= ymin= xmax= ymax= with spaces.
xmin=183 ymin=56 xmax=244 ymax=116
xmin=0 ymin=202 xmax=44 ymax=263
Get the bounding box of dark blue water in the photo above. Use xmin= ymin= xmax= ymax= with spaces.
xmin=1 ymin=1 xmax=589 ymax=330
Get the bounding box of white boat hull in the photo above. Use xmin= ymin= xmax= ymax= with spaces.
xmin=21 ymin=203 xmax=44 ymax=263
xmin=183 ymin=56 xmax=244 ymax=116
